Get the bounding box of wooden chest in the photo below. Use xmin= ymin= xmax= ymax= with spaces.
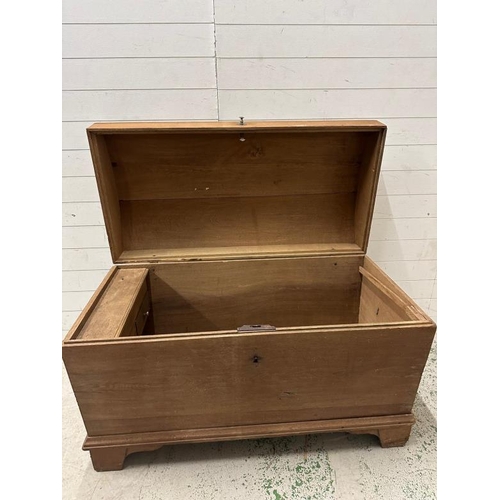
xmin=62 ymin=120 xmax=436 ymax=471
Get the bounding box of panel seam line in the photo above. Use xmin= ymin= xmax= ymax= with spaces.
xmin=212 ymin=1 xmax=220 ymax=120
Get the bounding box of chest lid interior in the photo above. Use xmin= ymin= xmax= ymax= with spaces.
xmin=87 ymin=120 xmax=386 ymax=263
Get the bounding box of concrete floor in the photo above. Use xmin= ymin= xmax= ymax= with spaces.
xmin=62 ymin=342 xmax=436 ymax=500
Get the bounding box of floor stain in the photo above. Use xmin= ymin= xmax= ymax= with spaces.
xmin=257 ymin=436 xmax=335 ymax=499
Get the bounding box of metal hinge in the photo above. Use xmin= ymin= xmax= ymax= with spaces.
xmin=237 ymin=324 xmax=276 ymax=333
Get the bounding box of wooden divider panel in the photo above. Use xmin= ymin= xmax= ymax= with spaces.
xmin=77 ymin=268 xmax=149 ymax=340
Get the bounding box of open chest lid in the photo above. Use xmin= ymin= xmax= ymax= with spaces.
xmin=87 ymin=120 xmax=386 ymax=263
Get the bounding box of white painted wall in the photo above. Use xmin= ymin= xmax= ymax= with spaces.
xmin=62 ymin=0 xmax=437 ymax=332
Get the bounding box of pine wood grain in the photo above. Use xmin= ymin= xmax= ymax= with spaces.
xmin=363 ymin=257 xmax=431 ymax=322
xmin=120 ymin=194 xmax=356 ymax=253
xmin=63 ymin=120 xmax=436 ymax=471
xmin=64 ymin=267 xmax=118 ymax=342
xmin=359 ymin=271 xmax=412 ymax=323
xmin=63 ymin=323 xmax=435 ymax=436
xmin=83 ymin=414 xmax=416 ymax=449
xmin=87 ymin=133 xmax=122 ymax=261
xmin=88 ymin=120 xmax=386 ymax=133
xmin=117 ymin=243 xmax=362 ymax=263
xmin=87 ymin=121 xmax=386 ymax=262
xmin=354 ymin=129 xmax=386 ymax=249
xmin=107 ymin=131 xmax=365 ymax=201
xmin=77 ymin=268 xmax=148 ymax=340
xmin=83 ymin=413 xmax=415 ymax=471
xmin=147 ymin=255 xmax=363 ymax=333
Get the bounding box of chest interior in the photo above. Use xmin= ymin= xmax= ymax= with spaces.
xmin=67 ymin=122 xmax=429 ymax=341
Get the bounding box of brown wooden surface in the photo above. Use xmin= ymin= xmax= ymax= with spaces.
xmin=354 ymin=130 xmax=386 ymax=249
xmin=359 ymin=267 xmax=420 ymax=320
xmin=77 ymin=268 xmax=148 ymax=340
xmin=88 ymin=120 xmax=386 ymax=133
xmin=120 ymin=194 xmax=356 ymax=254
xmin=362 ymin=257 xmax=432 ymax=322
xmin=83 ymin=413 xmax=414 ymax=449
xmin=87 ymin=121 xmax=386 ymax=263
xmin=117 ymin=243 xmax=362 ymax=263
xmin=147 ymin=255 xmax=363 ymax=333
xmin=87 ymin=133 xmax=123 ymax=262
xmin=377 ymin=425 xmax=413 ymax=448
xmin=64 ymin=267 xmax=117 ymax=342
xmin=84 ymin=413 xmax=414 ymax=470
xmin=65 ymin=255 xmax=429 ymax=344
xmin=63 ymin=323 xmax=435 ymax=436
xmin=107 ymin=132 xmax=365 ymax=201
xmin=358 ymin=273 xmax=412 ymax=323
xmin=133 ymin=292 xmax=151 ymax=336
xmin=63 ymin=120 xmax=436 ymax=471
xmin=89 ymin=447 xmax=129 ymax=472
